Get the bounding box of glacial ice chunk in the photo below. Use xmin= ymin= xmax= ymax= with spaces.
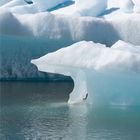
xmin=31 ymin=40 xmax=140 ymax=105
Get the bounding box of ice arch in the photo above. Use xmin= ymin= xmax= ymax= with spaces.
xmin=31 ymin=40 xmax=140 ymax=106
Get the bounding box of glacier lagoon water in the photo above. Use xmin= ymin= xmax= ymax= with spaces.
xmin=1 ymin=82 xmax=140 ymax=140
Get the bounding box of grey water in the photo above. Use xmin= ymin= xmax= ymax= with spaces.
xmin=0 ymin=82 xmax=140 ymax=140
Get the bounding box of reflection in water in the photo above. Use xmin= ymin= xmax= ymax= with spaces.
xmin=0 ymin=82 xmax=140 ymax=140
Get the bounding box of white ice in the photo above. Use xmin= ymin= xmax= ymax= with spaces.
xmin=31 ymin=40 xmax=140 ymax=105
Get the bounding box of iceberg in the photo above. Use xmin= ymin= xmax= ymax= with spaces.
xmin=31 ymin=40 xmax=140 ymax=105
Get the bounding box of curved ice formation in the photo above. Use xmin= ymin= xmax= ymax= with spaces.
xmin=31 ymin=40 xmax=140 ymax=105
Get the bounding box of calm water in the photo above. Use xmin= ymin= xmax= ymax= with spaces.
xmin=0 ymin=82 xmax=140 ymax=140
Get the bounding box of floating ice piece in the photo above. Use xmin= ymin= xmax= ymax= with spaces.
xmin=31 ymin=40 xmax=140 ymax=106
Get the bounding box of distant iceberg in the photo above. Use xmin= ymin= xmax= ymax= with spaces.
xmin=31 ymin=40 xmax=140 ymax=105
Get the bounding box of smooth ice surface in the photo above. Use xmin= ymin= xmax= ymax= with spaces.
xmin=32 ymin=40 xmax=140 ymax=105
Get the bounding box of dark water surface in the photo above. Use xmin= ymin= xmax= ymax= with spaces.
xmin=0 ymin=82 xmax=140 ymax=140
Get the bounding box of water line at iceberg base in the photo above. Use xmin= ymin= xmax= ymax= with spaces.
xmin=31 ymin=40 xmax=140 ymax=106
xmin=30 ymin=62 xmax=140 ymax=107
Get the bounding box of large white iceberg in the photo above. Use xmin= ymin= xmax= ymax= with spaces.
xmin=31 ymin=40 xmax=140 ymax=105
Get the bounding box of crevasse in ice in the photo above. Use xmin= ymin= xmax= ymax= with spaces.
xmin=31 ymin=40 xmax=140 ymax=105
